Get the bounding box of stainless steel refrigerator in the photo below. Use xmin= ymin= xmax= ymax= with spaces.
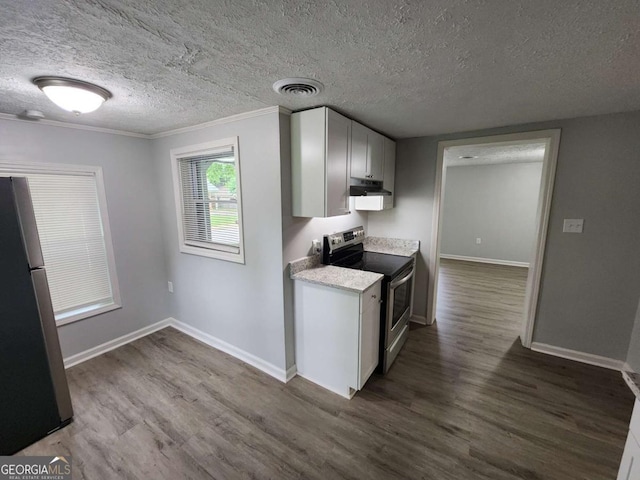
xmin=0 ymin=177 xmax=73 ymax=455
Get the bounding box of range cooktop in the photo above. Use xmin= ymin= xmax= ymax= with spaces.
xmin=334 ymin=251 xmax=413 ymax=279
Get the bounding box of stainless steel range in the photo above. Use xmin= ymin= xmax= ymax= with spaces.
xmin=322 ymin=226 xmax=415 ymax=373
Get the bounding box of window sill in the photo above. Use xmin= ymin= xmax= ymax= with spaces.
xmin=55 ymin=302 xmax=122 ymax=327
xmin=179 ymin=244 xmax=245 ymax=264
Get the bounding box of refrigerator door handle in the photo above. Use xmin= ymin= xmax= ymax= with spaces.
xmin=11 ymin=177 xmax=45 ymax=269
xmin=31 ymin=269 xmax=74 ymax=421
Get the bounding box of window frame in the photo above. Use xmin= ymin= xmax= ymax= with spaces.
xmin=170 ymin=137 xmax=245 ymax=264
xmin=0 ymin=161 xmax=121 ymax=326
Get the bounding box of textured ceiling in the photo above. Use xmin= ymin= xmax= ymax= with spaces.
xmin=445 ymin=142 xmax=546 ymax=167
xmin=1 ymin=0 xmax=639 ymax=137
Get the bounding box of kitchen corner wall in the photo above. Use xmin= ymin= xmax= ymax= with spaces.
xmin=368 ymin=110 xmax=640 ymax=361
xmin=152 ymin=111 xmax=289 ymax=373
xmin=365 ymin=137 xmax=434 ymax=322
xmin=0 ymin=118 xmax=170 ymax=358
xmin=278 ymin=112 xmax=369 ymax=369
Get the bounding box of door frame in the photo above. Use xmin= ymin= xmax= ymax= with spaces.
xmin=427 ymin=129 xmax=561 ymax=348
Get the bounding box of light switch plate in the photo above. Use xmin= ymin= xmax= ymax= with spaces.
xmin=563 ymin=219 xmax=584 ymax=233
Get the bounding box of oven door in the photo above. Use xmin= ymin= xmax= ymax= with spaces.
xmin=386 ymin=264 xmax=414 ymax=347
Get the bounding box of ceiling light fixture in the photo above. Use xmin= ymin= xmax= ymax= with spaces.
xmin=33 ymin=77 xmax=112 ymax=114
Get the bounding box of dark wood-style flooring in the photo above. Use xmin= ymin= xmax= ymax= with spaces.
xmin=20 ymin=258 xmax=634 ymax=479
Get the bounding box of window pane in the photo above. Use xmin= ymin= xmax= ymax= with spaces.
xmin=179 ymin=149 xmax=240 ymax=249
xmin=206 ymin=160 xmax=239 ymax=246
xmin=26 ymin=174 xmax=114 ymax=316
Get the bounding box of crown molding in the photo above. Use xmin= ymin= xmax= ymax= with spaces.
xmin=0 ymin=112 xmax=149 ymax=138
xmin=149 ymin=105 xmax=291 ymax=139
xmin=0 ymin=105 xmax=292 ymax=140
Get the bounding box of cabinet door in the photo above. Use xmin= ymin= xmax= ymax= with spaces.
xmin=359 ymin=281 xmax=382 ymax=389
xmin=325 ymin=110 xmax=351 ymax=217
xmin=367 ymin=130 xmax=384 ymax=181
xmin=382 ymin=138 xmax=396 ymax=209
xmin=350 ymin=122 xmax=368 ymax=179
xmin=291 ymin=108 xmax=326 ymax=217
xmin=618 ymin=432 xmax=640 ymax=480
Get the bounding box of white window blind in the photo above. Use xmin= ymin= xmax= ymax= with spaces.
xmin=172 ymin=137 xmax=244 ymax=263
xmin=27 ymin=173 xmax=115 ymax=319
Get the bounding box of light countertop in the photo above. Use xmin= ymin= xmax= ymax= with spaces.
xmin=363 ymin=236 xmax=419 ymax=257
xmin=291 ymin=265 xmax=383 ymax=293
xmin=288 ymin=235 xmax=418 ymax=293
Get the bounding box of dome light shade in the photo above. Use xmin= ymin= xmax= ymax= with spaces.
xmin=33 ymin=77 xmax=112 ymax=114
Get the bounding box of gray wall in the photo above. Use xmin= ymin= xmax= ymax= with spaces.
xmin=0 ymin=118 xmax=170 ymax=358
xmin=152 ymin=112 xmax=289 ymax=371
xmin=368 ymin=110 xmax=640 ymax=360
xmin=441 ymin=162 xmax=542 ymax=264
xmin=365 ymin=137 xmax=434 ymax=320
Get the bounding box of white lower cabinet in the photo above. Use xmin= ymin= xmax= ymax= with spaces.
xmin=293 ymin=279 xmax=382 ymax=398
xmin=618 ymin=399 xmax=640 ymax=480
xmin=618 ymin=433 xmax=640 ymax=480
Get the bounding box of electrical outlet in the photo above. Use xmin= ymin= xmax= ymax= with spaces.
xmin=168 ymin=281 xmax=174 ymax=293
xmin=563 ymin=219 xmax=584 ymax=233
xmin=312 ymin=239 xmax=322 ymax=254
xmin=476 ymin=237 xmax=482 ymax=245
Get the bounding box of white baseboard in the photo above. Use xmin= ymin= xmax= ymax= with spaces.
xmin=531 ymin=342 xmax=624 ymax=371
xmin=440 ymin=254 xmax=529 ymax=268
xmin=63 ymin=318 xmax=172 ymax=368
xmin=169 ymin=319 xmax=289 ymax=383
xmin=295 ymin=372 xmax=354 ymax=399
xmin=410 ymin=314 xmax=427 ymax=325
xmin=63 ymin=317 xmax=291 ymax=383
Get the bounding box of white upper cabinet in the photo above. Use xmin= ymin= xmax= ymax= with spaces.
xmin=350 ymin=122 xmax=368 ymax=179
xmin=291 ymin=107 xmax=351 ymax=218
xmin=351 ymin=122 xmax=384 ymax=181
xmin=354 ymin=136 xmax=396 ymax=211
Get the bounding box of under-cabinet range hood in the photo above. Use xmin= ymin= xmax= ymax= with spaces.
xmin=349 ymin=180 xmax=391 ymax=196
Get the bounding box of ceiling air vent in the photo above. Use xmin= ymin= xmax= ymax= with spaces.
xmin=272 ymin=78 xmax=323 ymax=97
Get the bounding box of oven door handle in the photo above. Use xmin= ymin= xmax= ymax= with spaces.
xmin=390 ymin=269 xmax=414 ymax=289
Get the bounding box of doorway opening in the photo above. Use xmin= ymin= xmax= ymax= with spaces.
xmin=427 ymin=130 xmax=561 ymax=347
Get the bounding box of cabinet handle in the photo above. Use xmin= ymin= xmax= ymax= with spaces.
xmin=371 ymin=294 xmax=377 ymax=299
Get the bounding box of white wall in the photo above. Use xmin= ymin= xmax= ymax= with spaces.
xmin=152 ymin=111 xmax=289 ymax=372
xmin=368 ymin=110 xmax=640 ymax=361
xmin=441 ymin=162 xmax=542 ymax=264
xmin=0 ymin=118 xmax=170 ymax=358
